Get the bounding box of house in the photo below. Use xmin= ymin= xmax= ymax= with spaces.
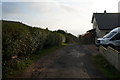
xmin=91 ymin=11 xmax=120 ymax=41
xmin=79 ymin=28 xmax=96 ymax=44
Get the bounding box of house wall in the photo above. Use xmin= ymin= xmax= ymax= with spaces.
xmin=92 ymin=18 xmax=110 ymax=40
xmin=98 ymin=29 xmax=110 ymax=38
xmin=93 ymin=17 xmax=99 ymax=41
xmin=93 ymin=18 xmax=98 ymax=29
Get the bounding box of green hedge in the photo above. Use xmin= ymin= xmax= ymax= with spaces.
xmin=54 ymin=30 xmax=79 ymax=44
xmin=2 ymin=20 xmax=62 ymax=77
xmin=2 ymin=21 xmax=62 ymax=60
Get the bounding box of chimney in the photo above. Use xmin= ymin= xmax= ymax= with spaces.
xmin=104 ymin=10 xmax=107 ymax=13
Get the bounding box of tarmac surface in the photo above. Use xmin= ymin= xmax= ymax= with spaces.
xmin=22 ymin=44 xmax=103 ymax=78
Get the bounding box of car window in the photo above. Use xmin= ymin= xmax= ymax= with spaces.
xmin=103 ymin=32 xmax=116 ymax=38
xmin=111 ymin=33 xmax=120 ymax=40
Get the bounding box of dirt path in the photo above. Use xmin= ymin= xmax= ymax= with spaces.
xmin=21 ymin=44 xmax=103 ymax=78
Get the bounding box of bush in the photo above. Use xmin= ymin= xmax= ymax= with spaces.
xmin=2 ymin=20 xmax=62 ymax=77
xmin=54 ymin=30 xmax=79 ymax=44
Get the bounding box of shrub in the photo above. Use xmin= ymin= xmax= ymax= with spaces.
xmin=2 ymin=20 xmax=62 ymax=77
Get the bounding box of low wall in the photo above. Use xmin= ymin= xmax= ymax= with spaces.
xmin=99 ymin=46 xmax=120 ymax=71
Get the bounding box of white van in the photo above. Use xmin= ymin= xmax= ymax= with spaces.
xmin=96 ymin=27 xmax=120 ymax=47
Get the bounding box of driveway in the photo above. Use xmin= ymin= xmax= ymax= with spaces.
xmin=21 ymin=44 xmax=103 ymax=78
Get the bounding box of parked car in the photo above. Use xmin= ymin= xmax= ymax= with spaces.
xmin=96 ymin=27 xmax=120 ymax=47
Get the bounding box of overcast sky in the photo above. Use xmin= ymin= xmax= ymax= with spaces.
xmin=1 ymin=0 xmax=120 ymax=36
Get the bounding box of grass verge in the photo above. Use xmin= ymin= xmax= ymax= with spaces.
xmin=5 ymin=44 xmax=66 ymax=78
xmin=91 ymin=54 xmax=120 ymax=78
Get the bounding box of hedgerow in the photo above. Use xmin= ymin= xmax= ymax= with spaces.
xmin=2 ymin=20 xmax=62 ymax=77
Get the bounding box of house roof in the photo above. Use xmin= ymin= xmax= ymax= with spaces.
xmin=91 ymin=13 xmax=120 ymax=30
xmin=87 ymin=28 xmax=96 ymax=33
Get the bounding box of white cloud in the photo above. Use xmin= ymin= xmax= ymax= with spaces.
xmin=2 ymin=0 xmax=120 ymax=36
xmin=0 ymin=3 xmax=2 ymax=19
xmin=2 ymin=0 xmax=52 ymax=2
xmin=93 ymin=0 xmax=119 ymax=13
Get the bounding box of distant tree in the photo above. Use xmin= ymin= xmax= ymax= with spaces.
xmin=46 ymin=27 xmax=48 ymax=30
xmin=55 ymin=30 xmax=66 ymax=34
